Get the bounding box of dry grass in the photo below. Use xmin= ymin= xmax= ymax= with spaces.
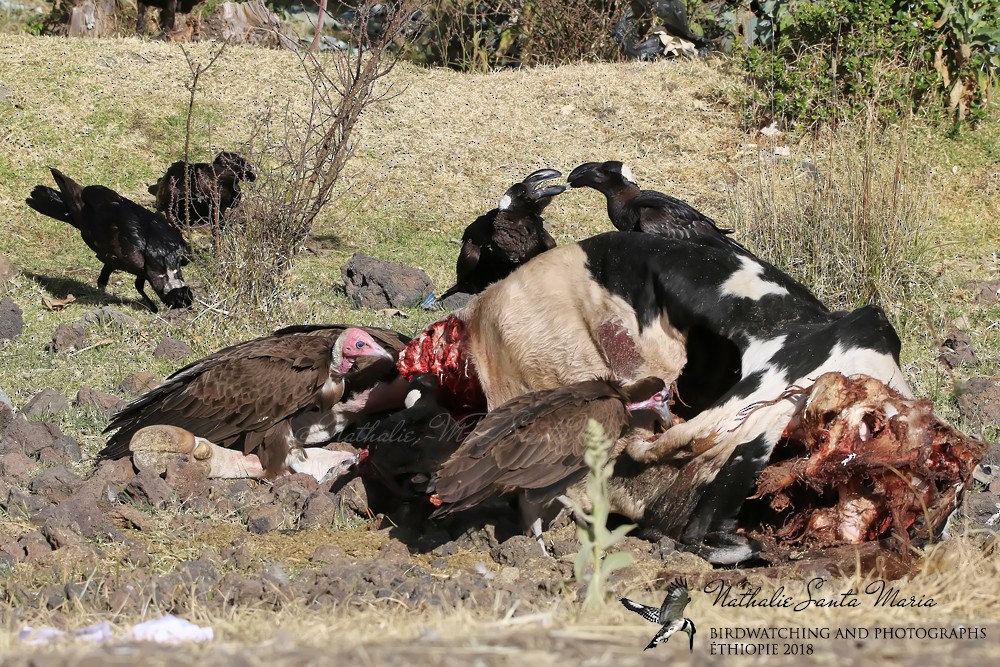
xmin=1 ymin=32 xmax=999 ymax=663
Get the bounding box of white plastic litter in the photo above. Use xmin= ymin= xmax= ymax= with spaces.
xmin=126 ymin=614 xmax=214 ymax=643
xmin=19 ymin=615 xmax=212 ymax=645
xmin=19 ymin=621 xmax=113 ymax=645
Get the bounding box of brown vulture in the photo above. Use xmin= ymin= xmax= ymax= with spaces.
xmin=429 ymin=377 xmax=671 ymax=541
xmin=101 ymin=324 xmax=409 ymax=480
xmin=438 ymin=168 xmax=566 ymax=300
xmin=567 ymin=160 xmax=747 ymax=252
xmin=25 ymin=168 xmax=194 ymax=312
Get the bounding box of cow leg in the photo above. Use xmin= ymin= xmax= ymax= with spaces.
xmin=677 ymin=433 xmax=772 ymax=564
xmin=134 ymin=276 xmax=159 ymax=313
xmin=129 ymin=425 xmax=267 ymax=478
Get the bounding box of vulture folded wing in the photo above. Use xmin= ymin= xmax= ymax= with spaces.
xmin=101 ymin=334 xmax=337 ymax=459
xmin=433 ymin=381 xmax=631 ymax=512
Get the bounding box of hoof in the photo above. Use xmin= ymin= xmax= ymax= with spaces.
xmin=129 ymin=425 xmax=207 ymax=474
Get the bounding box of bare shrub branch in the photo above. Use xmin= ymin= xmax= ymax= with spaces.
xmin=203 ymin=0 xmax=423 ymax=314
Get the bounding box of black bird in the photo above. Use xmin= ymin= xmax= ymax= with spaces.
xmin=567 ymin=160 xmax=746 ymax=251
xmin=354 ymin=374 xmax=470 ymax=499
xmin=26 ymin=168 xmax=193 ymax=312
xmin=149 ymin=151 xmax=257 ymax=230
xmin=438 ymin=168 xmax=566 ymax=300
xmin=620 ymin=578 xmax=696 ymax=651
xmin=137 ymin=0 xmax=200 ymax=35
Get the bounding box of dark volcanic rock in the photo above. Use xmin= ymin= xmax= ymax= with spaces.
xmin=21 ymin=388 xmax=70 ymax=419
xmin=1 ymin=417 xmax=79 ymax=463
xmin=0 ymin=389 xmax=14 ymax=433
xmin=0 ymin=296 xmax=23 ymax=340
xmin=126 ymin=470 xmax=175 ymax=508
xmin=46 ymin=322 xmax=86 ymax=353
xmin=939 ymin=330 xmax=978 ymax=369
xmin=119 ymin=371 xmax=161 ymax=396
xmin=165 ymin=460 xmax=211 ymax=503
xmin=0 ymin=255 xmax=17 ymax=282
xmin=342 ymin=252 xmax=434 ymax=310
xmin=332 ymin=476 xmax=370 ymax=520
xmin=18 ymin=531 xmax=52 ymax=563
xmin=437 ymin=291 xmax=474 ymax=311
xmin=74 ymin=386 xmax=126 ymax=416
xmin=299 ymin=492 xmax=338 ymax=529
xmin=246 ymin=504 xmax=286 ymax=534
xmin=29 ymin=464 xmax=83 ymax=503
xmin=491 ymin=535 xmax=542 ymax=566
xmin=956 ymin=377 xmax=1000 ymax=429
xmin=0 ymin=452 xmax=37 ymax=485
xmin=154 ymin=336 xmax=192 ymax=361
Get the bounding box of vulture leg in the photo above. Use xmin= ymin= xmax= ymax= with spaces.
xmin=129 ymin=425 xmax=267 ymax=478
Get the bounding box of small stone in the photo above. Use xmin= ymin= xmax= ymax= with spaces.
xmin=332 ymin=477 xmax=370 ymax=520
xmin=437 ymin=291 xmax=474 ymax=311
xmin=0 ymin=452 xmax=37 ymax=485
xmin=939 ymin=331 xmax=978 ymax=369
xmin=309 ymin=544 xmax=343 ymax=564
xmin=299 ymin=492 xmax=338 ymax=529
xmin=46 ymin=322 xmax=86 ymax=353
xmin=271 ymin=474 xmax=318 ymax=514
xmin=0 ymin=297 xmax=23 ymax=340
xmin=657 ymin=536 xmax=677 ymax=559
xmin=29 ymin=465 xmax=82 ymax=503
xmin=119 ymin=371 xmax=161 ymax=396
xmin=41 ymin=515 xmax=85 ymax=549
xmin=164 ymin=460 xmax=211 ymax=503
xmin=956 ymin=377 xmax=1000 ymax=430
xmin=74 ymin=386 xmax=126 ymax=416
xmin=125 ymin=470 xmax=175 ymax=508
xmin=969 ymin=279 xmax=1000 ymax=306
xmin=154 ymin=336 xmax=192 ymax=361
xmin=2 ymin=417 xmax=57 ymax=457
xmin=21 ymin=388 xmax=70 ymax=419
xmin=0 ymin=389 xmax=14 ymax=433
xmin=111 ymin=504 xmax=157 ymax=533
xmin=376 ymin=539 xmax=411 ymax=565
xmin=18 ymin=531 xmax=52 ymax=563
xmin=246 ymin=504 xmax=286 ymax=534
xmin=491 ymin=535 xmax=541 ymax=566
xmin=80 ymin=306 xmax=137 ymax=328
xmin=0 ymin=255 xmax=17 ymax=282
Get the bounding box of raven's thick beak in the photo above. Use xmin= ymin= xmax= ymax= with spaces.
xmin=627 ymin=389 xmax=673 ymax=428
xmin=567 ymin=162 xmax=601 ymax=187
xmin=522 ymin=168 xmax=563 ymax=186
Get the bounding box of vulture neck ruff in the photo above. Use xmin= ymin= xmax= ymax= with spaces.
xmin=397 ymin=315 xmax=486 ymax=416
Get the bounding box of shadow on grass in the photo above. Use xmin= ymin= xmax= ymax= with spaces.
xmin=24 ymin=271 xmax=152 ymax=312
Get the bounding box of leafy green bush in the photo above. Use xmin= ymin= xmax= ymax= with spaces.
xmin=728 ymin=1 xmax=1000 ymax=128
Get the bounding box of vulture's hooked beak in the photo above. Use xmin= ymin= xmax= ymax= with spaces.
xmin=627 ymin=389 xmax=673 ymax=429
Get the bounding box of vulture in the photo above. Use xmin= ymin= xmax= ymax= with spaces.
xmin=26 ymin=168 xmax=193 ymax=312
xmin=397 ymin=231 xmax=913 ymax=562
xmin=149 ymin=151 xmax=257 ymax=230
xmin=101 ymin=324 xmax=410 ymax=480
xmin=567 ymin=160 xmax=746 ymax=251
xmin=429 ymin=377 xmax=672 ymax=539
xmin=438 ymin=168 xmax=566 ymax=300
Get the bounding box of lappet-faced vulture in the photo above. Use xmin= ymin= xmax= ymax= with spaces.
xmin=101 ymin=324 xmax=409 ymax=480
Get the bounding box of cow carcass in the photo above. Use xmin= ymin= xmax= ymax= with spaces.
xmin=398 ymin=231 xmax=986 ymax=564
